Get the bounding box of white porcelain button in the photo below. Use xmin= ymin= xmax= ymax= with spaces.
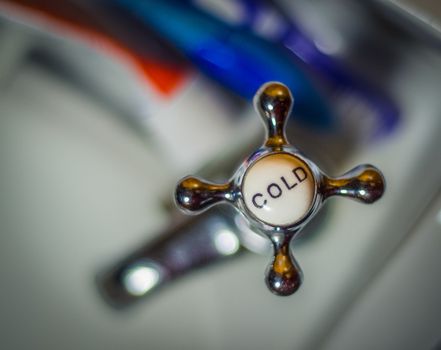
xmin=242 ymin=153 xmax=315 ymax=227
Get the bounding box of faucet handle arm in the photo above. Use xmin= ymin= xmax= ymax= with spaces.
xmin=320 ymin=164 xmax=385 ymax=203
xmin=175 ymin=176 xmax=235 ymax=213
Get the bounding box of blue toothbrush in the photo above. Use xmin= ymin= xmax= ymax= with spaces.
xmin=115 ymin=0 xmax=335 ymax=129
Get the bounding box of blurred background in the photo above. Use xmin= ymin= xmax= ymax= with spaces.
xmin=0 ymin=0 xmax=440 ymax=349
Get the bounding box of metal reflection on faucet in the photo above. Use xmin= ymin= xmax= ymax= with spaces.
xmin=122 ymin=260 xmax=163 ymax=297
xmin=214 ymin=229 xmax=240 ymax=256
xmin=96 ymin=205 xmax=328 ymax=307
xmin=96 ymin=208 xmax=246 ymax=308
xmin=233 ymin=213 xmax=271 ymax=255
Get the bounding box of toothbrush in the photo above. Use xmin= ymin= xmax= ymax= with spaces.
xmin=115 ymin=0 xmax=335 ymax=129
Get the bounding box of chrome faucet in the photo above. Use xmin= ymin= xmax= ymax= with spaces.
xmin=96 ymin=207 xmax=270 ymax=308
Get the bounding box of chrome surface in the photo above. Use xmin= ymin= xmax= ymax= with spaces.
xmin=321 ymin=164 xmax=385 ymax=203
xmin=175 ymin=82 xmax=386 ymax=296
xmin=97 ymin=207 xmax=245 ymax=308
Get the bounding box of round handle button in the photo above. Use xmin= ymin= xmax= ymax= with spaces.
xmin=242 ymin=153 xmax=315 ymax=227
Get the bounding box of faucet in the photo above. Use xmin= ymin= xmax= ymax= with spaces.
xmin=96 ymin=207 xmax=269 ymax=308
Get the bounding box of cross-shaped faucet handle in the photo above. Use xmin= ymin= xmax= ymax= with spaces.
xmin=175 ymin=82 xmax=385 ymax=296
